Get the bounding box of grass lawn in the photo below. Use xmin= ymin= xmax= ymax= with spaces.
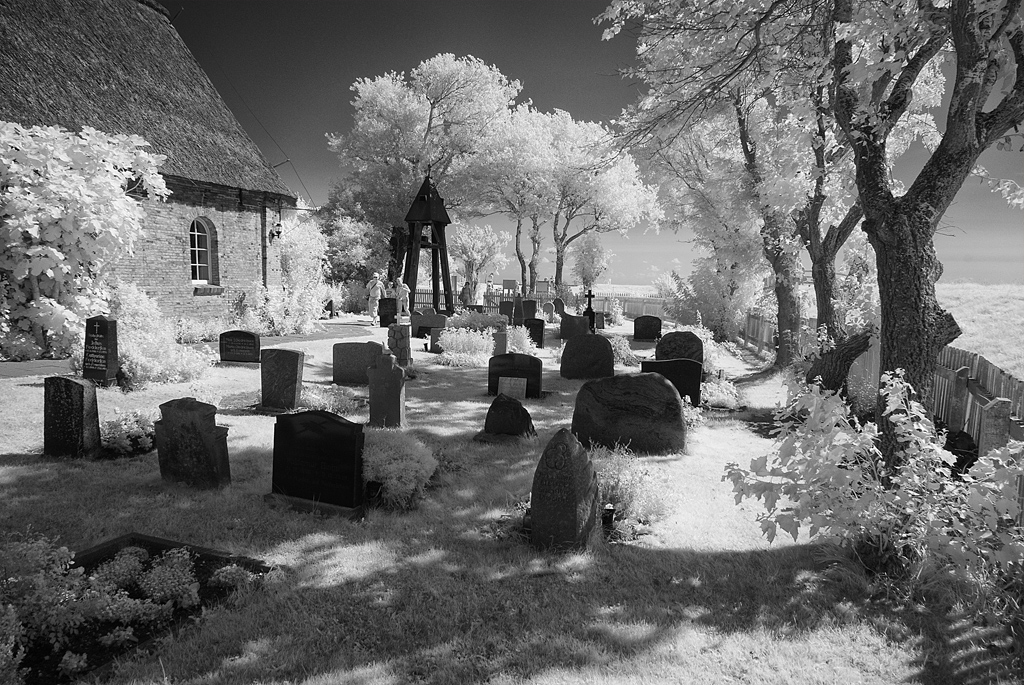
xmin=0 ymin=319 xmax=1018 ymax=684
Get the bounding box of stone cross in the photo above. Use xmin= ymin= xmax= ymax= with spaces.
xmin=584 ymin=289 xmax=596 ymax=333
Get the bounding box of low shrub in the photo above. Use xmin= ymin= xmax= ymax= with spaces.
xmin=607 ymin=298 xmax=624 ymax=326
xmin=682 ymin=402 xmax=705 ymax=432
xmin=174 ymin=317 xmax=226 ymax=344
xmin=362 ymin=428 xmax=438 ymax=510
xmin=1 ymin=603 xmax=24 ymax=683
xmin=99 ymin=409 xmax=156 ymax=457
xmin=299 ymin=383 xmax=359 ymax=415
xmin=590 ymin=444 xmax=669 ymax=524
xmin=607 ymin=334 xmax=639 ymax=366
xmin=446 ymin=311 xmax=507 ymax=332
xmin=434 ymin=328 xmax=493 ymax=367
xmin=701 ymin=377 xmax=740 ymax=409
xmin=506 ymin=325 xmax=537 ymax=356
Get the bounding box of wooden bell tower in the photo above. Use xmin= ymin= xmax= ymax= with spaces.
xmin=402 ymin=174 xmax=454 ymax=314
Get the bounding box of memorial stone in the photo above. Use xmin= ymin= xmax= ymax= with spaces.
xmin=219 ymin=330 xmax=260 ymax=363
xmin=154 ymin=397 xmax=230 ymax=489
xmin=656 ymin=331 xmax=704 ymax=364
xmin=270 ymin=411 xmax=364 ymax=513
xmin=559 ymin=314 xmax=591 ymax=340
xmin=571 ymin=373 xmax=686 ymax=454
xmin=498 ymin=300 xmax=514 ymax=324
xmin=410 ymin=312 xmax=448 ymax=338
xmin=492 ymin=330 xmax=508 ymax=356
xmin=332 ymin=341 xmax=384 ymax=385
xmin=542 ymin=302 xmax=555 ymax=322
xmin=378 ymin=298 xmax=399 ymax=328
xmin=497 ymin=376 xmax=528 ymax=400
xmin=552 ymin=298 xmax=566 ymax=316
xmin=473 ymin=393 xmax=537 ymax=442
xmin=261 ymin=349 xmax=304 ymax=411
xmin=594 ymin=312 xmax=606 ymax=330
xmin=488 ymin=353 xmax=542 ymax=399
xmin=368 ymin=351 xmax=405 ymax=427
xmin=530 ymin=428 xmax=599 ymax=551
xmin=642 ymin=358 xmax=703 ymax=407
xmin=82 ymin=315 xmax=118 ymax=385
xmin=524 ymin=317 xmax=545 ymax=348
xmin=387 ymin=323 xmax=414 ymax=366
xmin=633 ymin=315 xmax=663 ymax=342
xmin=43 ymin=376 xmax=100 ymax=459
xmin=560 ymin=334 xmax=615 ymax=379
xmin=429 ymin=328 xmax=444 ymax=354
xmin=522 ymin=300 xmax=538 ymax=319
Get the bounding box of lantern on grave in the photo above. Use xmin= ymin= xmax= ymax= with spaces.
xmin=400 ymin=173 xmax=454 ymax=315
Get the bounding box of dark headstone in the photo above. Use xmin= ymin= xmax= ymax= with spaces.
xmin=498 ymin=300 xmax=514 ymax=324
xmin=219 ymin=330 xmax=260 ymax=363
xmin=524 ymin=318 xmax=545 ymax=348
xmin=560 ymin=334 xmax=615 ymax=380
xmin=642 ymin=358 xmax=703 ymax=407
xmin=82 ymin=315 xmax=118 ymax=385
xmin=594 ymin=312 xmax=606 ymax=330
xmin=378 ymin=298 xmax=398 ymax=328
xmin=429 ymin=328 xmax=444 ymax=353
xmin=261 ymin=349 xmax=304 ymax=410
xmin=43 ymin=376 xmax=100 ymax=458
xmin=542 ymin=302 xmax=555 ymax=321
xmin=368 ymin=351 xmax=405 ymax=427
xmin=656 ymin=331 xmax=704 ymax=364
xmin=559 ymin=314 xmax=591 ymax=340
xmin=530 ymin=428 xmax=599 ymax=551
xmin=488 ymin=353 xmax=542 ymax=399
xmin=513 ymin=295 xmax=525 ymax=326
xmin=332 ymin=341 xmax=384 ymax=385
xmin=571 ymin=373 xmax=686 ymax=454
xmin=523 ymin=300 xmax=538 ymax=319
xmin=633 ymin=315 xmax=662 ymax=342
xmin=154 ymin=397 xmax=230 ymax=489
xmin=552 ymin=298 xmax=566 ymax=316
xmin=492 ymin=330 xmax=508 ymax=356
xmin=271 ymin=410 xmax=364 ymax=510
xmin=473 ymin=393 xmax=537 ymax=442
xmin=410 ymin=312 xmax=448 ymax=338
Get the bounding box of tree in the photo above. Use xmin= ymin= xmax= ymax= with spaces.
xmin=447 ymin=223 xmax=511 ymax=303
xmin=602 ymin=0 xmax=1024 ymax=464
xmin=326 ymin=53 xmax=521 ymax=231
xmin=570 ymin=232 xmax=613 ymax=290
xmin=0 ymin=122 xmax=168 ymax=359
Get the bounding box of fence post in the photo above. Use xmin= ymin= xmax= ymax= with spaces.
xmin=977 ymin=396 xmax=1012 ymax=458
xmin=948 ymin=367 xmax=971 ymax=434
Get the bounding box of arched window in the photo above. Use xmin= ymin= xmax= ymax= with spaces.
xmin=189 ymin=218 xmax=215 ymax=284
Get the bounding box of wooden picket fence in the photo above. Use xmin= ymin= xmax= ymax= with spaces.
xmin=412 ymin=289 xmax=666 ymax=318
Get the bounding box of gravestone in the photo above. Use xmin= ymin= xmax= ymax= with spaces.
xmin=594 ymin=312 xmax=606 ymax=330
xmin=523 ymin=300 xmax=538 ymax=319
xmin=368 ymin=351 xmax=405 ymax=427
xmin=492 ymin=330 xmax=508 ymax=356
xmin=429 ymin=328 xmax=444 ymax=353
xmin=488 ymin=353 xmax=543 ymax=399
xmin=530 ymin=428 xmax=599 ymax=551
xmin=270 ymin=410 xmax=364 ymax=516
xmin=332 ymin=341 xmax=384 ymax=385
xmin=387 ymin=323 xmax=413 ymax=367
xmin=473 ymin=393 xmax=537 ymax=443
xmin=560 ymin=334 xmax=615 ymax=380
xmin=502 ymin=279 xmax=517 ymax=291
xmin=571 ymin=373 xmax=686 ymax=454
xmin=498 ymin=300 xmax=514 ymax=324
xmin=43 ymin=376 xmax=100 ymax=459
xmin=552 ymin=298 xmax=566 ymax=316
xmin=642 ymin=358 xmax=703 ymax=407
xmin=633 ymin=315 xmax=662 ymax=342
xmin=219 ymin=330 xmax=260 ymax=363
xmin=497 ymin=376 xmax=528 ymax=400
xmin=260 ymin=349 xmax=304 ymax=411
xmin=559 ymin=314 xmax=591 ymax=340
xmin=524 ymin=317 xmax=545 ymax=348
xmin=542 ymin=302 xmax=555 ymax=322
xmin=417 ymin=307 xmax=437 ymax=315
xmin=656 ymin=331 xmax=704 ymax=364
xmin=512 ymin=295 xmax=525 ymax=326
xmin=82 ymin=315 xmax=118 ymax=385
xmin=154 ymin=397 xmax=230 ymax=489
xmin=378 ymin=297 xmax=398 ymax=328
xmin=410 ymin=312 xmax=448 ymax=338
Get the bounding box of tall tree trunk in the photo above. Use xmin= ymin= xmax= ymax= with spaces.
xmin=766 ymin=246 xmax=804 ymax=369
xmin=528 ymin=217 xmax=543 ymax=294
xmin=513 ymin=217 xmax=527 ymax=294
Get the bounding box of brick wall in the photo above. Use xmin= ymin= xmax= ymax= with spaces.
xmin=116 ymin=175 xmax=294 ymax=320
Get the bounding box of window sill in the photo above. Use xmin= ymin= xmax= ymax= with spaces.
xmin=193 ymin=285 xmax=225 ymax=296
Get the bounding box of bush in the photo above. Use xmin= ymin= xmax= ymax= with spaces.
xmin=681 ymin=402 xmax=705 ymax=432
xmin=299 ymin=384 xmax=358 ymax=415
xmin=701 ymin=377 xmax=740 ymax=409
xmin=590 ymin=444 xmax=669 ymax=524
xmin=608 ymin=298 xmax=624 ymax=326
xmin=0 ymin=603 xmax=24 ymax=684
xmin=174 ymin=316 xmax=226 ymax=344
xmin=70 ymin=281 xmax=213 ymax=391
xmin=446 ymin=311 xmax=507 ymax=332
xmin=607 ymin=334 xmax=639 ymax=366
xmin=99 ymin=409 xmax=156 ymax=457
xmin=362 ymin=429 xmax=438 ymax=509
xmin=506 ymin=325 xmax=538 ymax=356
xmin=434 ymin=328 xmax=493 ymax=367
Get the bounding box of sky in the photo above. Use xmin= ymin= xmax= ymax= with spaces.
xmin=158 ymin=0 xmax=1023 ymax=285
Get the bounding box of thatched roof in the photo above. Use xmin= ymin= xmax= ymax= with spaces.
xmin=0 ymin=0 xmax=295 ymax=199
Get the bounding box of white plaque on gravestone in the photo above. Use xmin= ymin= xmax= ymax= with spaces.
xmin=497 ymin=376 xmax=527 ymax=401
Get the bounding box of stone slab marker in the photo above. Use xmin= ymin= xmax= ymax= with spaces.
xmin=552 ymin=298 xmax=566 ymax=316
xmin=261 ymin=349 xmax=304 ymax=410
xmin=633 ymin=315 xmax=662 ymax=342
xmin=379 ymin=297 xmax=398 ymax=327
xmin=530 ymin=428 xmax=599 ymax=551
xmin=154 ymin=397 xmax=230 ymax=489
xmin=642 ymin=358 xmax=703 ymax=408
xmin=524 ymin=317 xmax=545 ymax=348
xmin=559 ymin=314 xmax=590 ymax=340
xmin=333 ymin=341 xmax=384 ymax=385
xmin=473 ymin=393 xmax=537 ymax=443
xmin=488 ymin=353 xmax=543 ymax=399
xmin=368 ymin=351 xmax=405 ymax=428
xmin=82 ymin=315 xmax=118 ymax=386
xmin=656 ymin=331 xmax=704 ymax=364
xmin=498 ymin=300 xmax=514 ymax=324
xmin=571 ymin=373 xmax=687 ymax=454
xmin=219 ymin=330 xmax=261 ymax=363
xmin=44 ymin=376 xmax=100 ymax=459
xmin=560 ymin=334 xmax=614 ymax=380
